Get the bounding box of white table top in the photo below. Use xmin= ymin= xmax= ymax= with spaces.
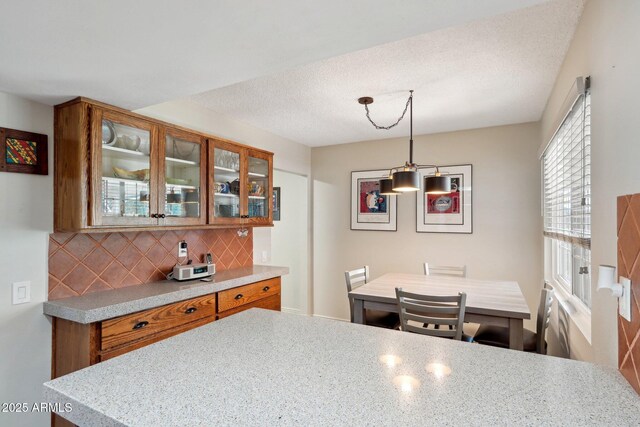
xmin=44 ymin=309 xmax=639 ymax=426
xmin=350 ymin=272 xmax=531 ymax=319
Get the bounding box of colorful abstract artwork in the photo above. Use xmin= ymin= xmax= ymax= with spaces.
xmin=6 ymin=138 xmax=38 ymax=165
xmin=351 ymin=170 xmax=397 ymax=231
xmin=0 ymin=127 xmax=48 ymax=175
xmin=417 ymin=165 xmax=472 ymax=233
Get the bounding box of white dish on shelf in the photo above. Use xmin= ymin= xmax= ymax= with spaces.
xmin=102 ymin=121 xmax=117 ymax=146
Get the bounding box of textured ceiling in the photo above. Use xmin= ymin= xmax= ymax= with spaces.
xmin=0 ymin=0 xmax=546 ymax=109
xmin=190 ymin=0 xmax=584 ymax=146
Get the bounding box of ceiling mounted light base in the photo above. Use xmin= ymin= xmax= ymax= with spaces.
xmin=358 ymin=97 xmax=374 ymax=105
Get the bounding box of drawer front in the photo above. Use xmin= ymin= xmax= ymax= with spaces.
xmin=100 ymin=316 xmax=215 ymax=361
xmin=218 ymin=293 xmax=281 ymax=320
xmin=218 ymin=278 xmax=281 ymax=313
xmin=101 ymin=294 xmax=216 ymax=350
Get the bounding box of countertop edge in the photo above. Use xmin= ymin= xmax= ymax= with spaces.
xmin=43 ymin=266 xmax=289 ymax=324
xmin=43 ymin=383 xmax=126 ymax=427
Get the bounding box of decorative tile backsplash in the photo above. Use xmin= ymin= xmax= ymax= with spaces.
xmin=617 ymin=194 xmax=640 ymax=394
xmin=48 ymin=228 xmax=253 ymax=300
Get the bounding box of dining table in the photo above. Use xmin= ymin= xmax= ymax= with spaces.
xmin=349 ymin=272 xmax=531 ymax=350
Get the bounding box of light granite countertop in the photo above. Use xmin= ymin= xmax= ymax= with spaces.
xmin=44 ymin=309 xmax=639 ymax=426
xmin=43 ymin=265 xmax=289 ymax=323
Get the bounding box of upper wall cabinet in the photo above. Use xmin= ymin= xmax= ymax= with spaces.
xmin=54 ymin=98 xmax=273 ymax=232
xmin=208 ymin=139 xmax=273 ymax=226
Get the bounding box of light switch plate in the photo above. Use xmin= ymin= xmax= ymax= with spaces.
xmin=619 ymin=277 xmax=631 ymax=322
xmin=12 ymin=281 xmax=31 ymax=305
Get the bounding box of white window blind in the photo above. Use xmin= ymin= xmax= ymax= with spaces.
xmin=543 ymin=93 xmax=591 ymax=248
xmin=543 ymin=89 xmax=591 ymax=309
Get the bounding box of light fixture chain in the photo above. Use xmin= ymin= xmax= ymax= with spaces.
xmin=363 ymin=92 xmax=412 ymax=130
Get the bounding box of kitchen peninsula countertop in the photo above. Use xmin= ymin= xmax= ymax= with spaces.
xmin=43 ymin=265 xmax=289 ymax=323
xmin=44 ymin=309 xmax=640 ymax=426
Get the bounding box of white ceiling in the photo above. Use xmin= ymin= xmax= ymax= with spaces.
xmin=190 ymin=0 xmax=584 ymax=146
xmin=0 ymin=0 xmax=548 ymax=109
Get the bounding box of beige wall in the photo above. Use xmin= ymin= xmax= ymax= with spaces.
xmin=312 ymin=122 xmax=542 ymax=326
xmin=540 ymin=0 xmax=640 ymax=367
xmin=0 ymin=91 xmax=53 ymax=427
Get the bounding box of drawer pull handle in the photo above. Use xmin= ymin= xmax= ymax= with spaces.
xmin=132 ymin=321 xmax=149 ymax=330
xmin=263 ymin=286 xmax=270 ymax=292
xmin=234 ymin=294 xmax=243 ymax=300
xmin=185 ymin=307 xmax=197 ymax=314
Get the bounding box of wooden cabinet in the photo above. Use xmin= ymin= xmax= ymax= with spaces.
xmin=100 ymin=294 xmax=215 ymax=350
xmin=217 ymin=278 xmax=281 ymax=319
xmin=54 ymin=97 xmax=273 ymax=232
xmin=208 ymin=139 xmax=273 ymax=226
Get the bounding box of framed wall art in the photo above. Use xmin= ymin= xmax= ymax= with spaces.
xmin=416 ymin=164 xmax=472 ymax=233
xmin=0 ymin=127 xmax=48 ymax=175
xmin=273 ymin=187 xmax=281 ymax=221
xmin=351 ymin=169 xmax=397 ymax=231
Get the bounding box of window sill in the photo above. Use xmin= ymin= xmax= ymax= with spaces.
xmin=550 ymin=278 xmax=592 ymax=344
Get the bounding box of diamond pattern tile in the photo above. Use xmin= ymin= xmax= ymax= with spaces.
xmin=102 ymin=233 xmax=129 ymax=257
xmin=84 ymin=247 xmax=114 ymax=275
xmin=49 ymin=228 xmax=253 ymax=300
xmin=64 ymin=234 xmax=96 ymax=260
xmin=132 ymin=232 xmax=157 ymax=254
xmin=49 ymin=249 xmax=77 ymax=280
xmin=64 ymin=264 xmax=97 ymax=295
xmin=618 ymin=194 xmax=640 ymax=395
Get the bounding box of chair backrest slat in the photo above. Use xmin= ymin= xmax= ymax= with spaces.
xmin=536 ymin=287 xmax=555 ymax=354
xmin=404 ymin=324 xmax=457 ymax=338
xmin=424 ymin=263 xmax=467 ymax=278
xmin=395 ymin=287 xmax=467 ymax=341
xmin=345 ymin=266 xmax=370 ymax=322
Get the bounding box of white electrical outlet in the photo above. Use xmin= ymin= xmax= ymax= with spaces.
xmin=620 ymin=277 xmax=632 ymax=322
xmin=261 ymin=250 xmax=269 ymax=262
xmin=178 ymin=241 xmax=188 ymax=258
xmin=12 ymin=281 xmax=31 ymax=305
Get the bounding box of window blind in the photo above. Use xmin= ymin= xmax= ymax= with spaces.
xmin=543 ymin=92 xmax=591 ymax=249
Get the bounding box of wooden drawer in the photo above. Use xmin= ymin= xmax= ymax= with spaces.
xmin=217 ymin=293 xmax=281 ymax=319
xmin=218 ymin=278 xmax=280 ymax=313
xmin=100 ymin=316 xmax=214 ymax=361
xmin=101 ymin=294 xmax=216 ymax=350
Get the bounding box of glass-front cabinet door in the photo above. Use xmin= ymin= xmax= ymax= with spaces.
xmin=159 ymin=129 xmax=206 ymax=225
xmin=246 ymin=150 xmax=272 ymax=224
xmin=209 ymin=139 xmax=243 ymax=224
xmin=91 ymin=108 xmax=159 ymax=226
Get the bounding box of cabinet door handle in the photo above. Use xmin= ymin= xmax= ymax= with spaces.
xmin=159 ymin=214 xmax=166 ymax=218
xmin=132 ymin=321 xmax=149 ymax=330
xmin=151 ymin=213 xmax=158 ymax=218
xmin=234 ymin=293 xmax=243 ymax=300
xmin=185 ymin=307 xmax=197 ymax=314
xmin=262 ymin=286 xmax=270 ymax=292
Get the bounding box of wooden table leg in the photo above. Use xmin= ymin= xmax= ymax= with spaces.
xmin=353 ymin=299 xmax=365 ymax=325
xmin=509 ymin=318 xmax=524 ymax=350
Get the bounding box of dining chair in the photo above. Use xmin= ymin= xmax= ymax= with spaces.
xmin=395 ymin=288 xmax=467 ymax=340
xmin=345 ymin=266 xmax=399 ymax=329
xmin=473 ymin=287 xmax=554 ymax=354
xmin=423 ymin=263 xmax=467 ymax=277
xmin=422 ymin=262 xmax=467 ymax=331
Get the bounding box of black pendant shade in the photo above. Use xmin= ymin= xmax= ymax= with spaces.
xmin=392 ymin=170 xmax=420 ymax=192
xmin=379 ymin=178 xmax=397 ymax=195
xmin=425 ymin=175 xmax=452 ymax=194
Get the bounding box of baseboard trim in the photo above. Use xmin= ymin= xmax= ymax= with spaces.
xmin=312 ymin=313 xmax=349 ymax=322
xmin=281 ymin=307 xmax=302 ymax=315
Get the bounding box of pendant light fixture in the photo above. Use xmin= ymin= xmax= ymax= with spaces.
xmin=358 ymin=90 xmax=452 ymax=195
